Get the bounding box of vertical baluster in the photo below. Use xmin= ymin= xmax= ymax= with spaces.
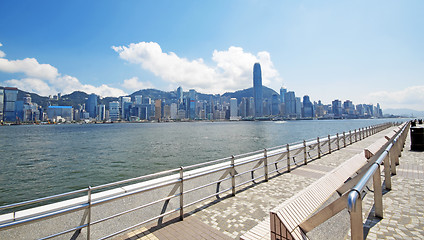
xmin=328 ymin=135 xmax=331 ymax=154
xmin=87 ymin=186 xmax=92 ymax=240
xmin=179 ymin=166 xmax=184 ymax=220
xmin=231 ymin=155 xmax=236 ymax=196
xmin=286 ymin=144 xmax=291 ymax=172
xmin=264 ymin=149 xmax=268 ymax=182
xmin=317 ymin=137 xmax=321 ymax=159
xmin=303 ymin=140 xmax=307 ymax=165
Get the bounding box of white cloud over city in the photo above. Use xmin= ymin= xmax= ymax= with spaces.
xmin=366 ymin=85 xmax=424 ymax=111
xmin=122 ymin=76 xmax=155 ymax=92
xmin=112 ymin=42 xmax=283 ymax=94
xmin=0 ymin=44 xmax=126 ymax=97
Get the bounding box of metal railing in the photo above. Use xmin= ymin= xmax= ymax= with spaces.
xmin=347 ymin=122 xmax=409 ymax=240
xmin=0 ymin=122 xmax=395 ymax=240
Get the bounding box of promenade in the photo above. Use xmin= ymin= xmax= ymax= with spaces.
xmin=117 ymin=125 xmax=423 ymax=240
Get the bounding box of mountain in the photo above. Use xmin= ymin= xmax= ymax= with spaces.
xmin=222 ymin=86 xmax=278 ymax=103
xmin=383 ymin=108 xmax=424 ymax=118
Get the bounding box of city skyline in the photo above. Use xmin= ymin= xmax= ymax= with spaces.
xmin=0 ymin=1 xmax=423 ymax=110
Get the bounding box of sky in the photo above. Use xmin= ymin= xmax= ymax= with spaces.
xmin=0 ymin=0 xmax=423 ymax=110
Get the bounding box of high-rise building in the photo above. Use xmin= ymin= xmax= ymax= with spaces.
xmin=332 ymin=100 xmax=342 ymax=117
xmin=86 ymin=94 xmax=98 ymax=118
xmin=230 ymin=98 xmax=238 ymax=120
xmin=170 ymin=103 xmax=177 ymax=119
xmin=134 ymin=95 xmax=143 ymax=105
xmin=271 ymin=94 xmax=280 ymax=116
xmin=285 ymin=91 xmax=296 ymax=118
xmin=47 ymin=106 xmax=73 ymax=122
xmin=295 ymin=97 xmax=302 ymax=118
xmin=188 ymin=89 xmax=196 ymax=120
xmin=155 ymin=99 xmax=162 ymax=121
xmin=0 ymin=88 xmax=4 ymax=121
xmin=97 ymin=105 xmax=106 ymax=121
xmin=253 ymin=63 xmax=263 ymax=117
xmin=177 ymin=86 xmax=183 ymax=106
xmin=302 ymin=95 xmax=313 ymax=118
xmin=109 ymin=101 xmax=120 ymax=121
xmin=3 ymin=87 xmax=18 ymax=122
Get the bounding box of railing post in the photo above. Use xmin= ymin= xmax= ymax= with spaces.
xmin=286 ymin=144 xmax=291 ymax=172
xmin=384 ymin=150 xmax=392 ymax=190
xmin=353 ymin=129 xmax=356 ymax=142
xmin=336 ymin=133 xmax=340 ymax=150
xmin=343 ymin=132 xmax=346 ymax=148
xmin=87 ymin=186 xmax=92 ymax=240
xmin=391 ymin=144 xmax=397 ymax=175
xmin=179 ymin=166 xmax=184 ymax=220
xmin=317 ymin=137 xmax=321 ymax=159
xmin=373 ymin=165 xmax=383 ymax=218
xmin=231 ymin=155 xmax=236 ymax=196
xmin=328 ymin=135 xmax=331 ymax=154
xmin=264 ymin=149 xmax=269 ymax=182
xmin=348 ymin=191 xmax=363 ymax=240
xmin=303 ymin=140 xmax=307 ymax=165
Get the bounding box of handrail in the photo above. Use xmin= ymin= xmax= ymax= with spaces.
xmin=0 ymin=122 xmax=396 ymax=239
xmin=347 ymin=121 xmax=409 ymax=240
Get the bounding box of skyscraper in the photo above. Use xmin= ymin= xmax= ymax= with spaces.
xmin=230 ymin=98 xmax=238 ymax=120
xmin=253 ymin=63 xmax=263 ymax=117
xmin=0 ymin=88 xmax=4 ymax=121
xmin=86 ymin=94 xmax=98 ymax=118
xmin=4 ymin=87 xmax=18 ymax=122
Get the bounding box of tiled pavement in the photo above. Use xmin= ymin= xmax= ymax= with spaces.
xmin=117 ymin=126 xmax=422 ymax=240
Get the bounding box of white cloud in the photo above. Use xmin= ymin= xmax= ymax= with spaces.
xmin=0 ymin=46 xmax=126 ymax=97
xmin=366 ymin=85 xmax=424 ymax=111
xmin=122 ymin=76 xmax=154 ymax=92
xmin=113 ymin=42 xmax=283 ymax=93
xmin=0 ymin=42 xmax=4 ymax=58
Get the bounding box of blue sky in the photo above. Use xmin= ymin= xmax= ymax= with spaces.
xmin=0 ymin=0 xmax=423 ymax=110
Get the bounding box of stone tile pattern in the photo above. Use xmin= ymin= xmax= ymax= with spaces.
xmin=116 ymin=127 xmax=399 ymax=240
xmin=346 ymin=131 xmax=424 ymax=239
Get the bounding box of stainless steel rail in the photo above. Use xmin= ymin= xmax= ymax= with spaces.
xmin=0 ymin=122 xmax=395 ymax=240
xmin=347 ymin=122 xmax=409 ymax=240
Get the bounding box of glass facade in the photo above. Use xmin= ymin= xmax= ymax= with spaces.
xmin=253 ymin=63 xmax=263 ymax=117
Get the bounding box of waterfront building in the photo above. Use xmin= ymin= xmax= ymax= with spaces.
xmin=170 ymin=103 xmax=177 ymax=119
xmin=253 ymin=63 xmax=263 ymax=117
xmin=295 ymin=97 xmax=302 ymax=118
xmin=47 ymin=106 xmax=73 ymax=122
xmin=230 ymin=98 xmax=238 ymax=120
xmin=248 ymin=97 xmax=255 ymax=117
xmin=177 ymin=109 xmax=186 ymax=120
xmin=343 ymin=100 xmax=355 ymax=116
xmin=96 ymin=105 xmax=106 ymax=121
xmin=85 ymin=94 xmax=98 ymax=118
xmin=0 ymin=88 xmax=4 ymax=121
xmin=285 ymin=91 xmax=296 ymax=118
xmin=109 ymin=101 xmax=120 ymax=121
xmin=332 ymin=99 xmax=342 ymax=117
xmin=22 ymin=95 xmax=39 ymax=122
xmin=134 ymin=95 xmax=142 ymax=105
xmin=120 ymin=97 xmax=131 ymax=119
xmin=177 ymin=86 xmax=183 ymax=106
xmin=271 ymin=94 xmax=280 ymax=116
xmin=3 ymin=87 xmax=18 ymax=122
xmin=188 ymin=89 xmax=196 ymax=120
xmin=155 ymin=99 xmax=161 ymax=121
xmin=280 ymin=87 xmax=287 ymax=116
xmin=302 ymin=95 xmax=314 ymax=118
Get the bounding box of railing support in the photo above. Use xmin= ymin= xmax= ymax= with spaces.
xmin=348 ymin=191 xmax=363 ymax=240
xmin=336 ymin=133 xmax=340 ymax=150
xmin=303 ymin=140 xmax=307 ymax=165
xmin=373 ymin=165 xmax=383 ymax=218
xmin=286 ymin=144 xmax=291 ymax=172
xmin=264 ymin=149 xmax=269 ymax=182
xmin=383 ymin=150 xmax=392 ymax=190
xmin=231 ymin=155 xmax=236 ymax=196
xmin=179 ymin=166 xmax=184 ymax=220
xmin=87 ymin=186 xmax=92 ymax=240
xmin=328 ymin=135 xmax=331 ymax=154
xmin=343 ymin=132 xmax=346 ymax=148
xmin=317 ymin=137 xmax=321 ymax=158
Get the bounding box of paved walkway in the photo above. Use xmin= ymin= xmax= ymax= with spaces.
xmin=116 ymin=126 xmax=418 ymax=240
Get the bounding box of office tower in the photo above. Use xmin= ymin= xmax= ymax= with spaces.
xmin=332 ymin=100 xmax=342 ymax=117
xmin=280 ymin=87 xmax=287 ymax=116
xmin=97 ymin=105 xmax=106 ymax=121
xmin=188 ymin=89 xmax=196 ymax=120
xmin=253 ymin=63 xmax=263 ymax=117
xmin=3 ymin=87 xmax=18 ymax=122
xmin=170 ymin=103 xmax=177 ymax=119
xmin=47 ymin=106 xmax=73 ymax=122
xmin=285 ymin=91 xmax=296 ymax=118
xmin=0 ymin=88 xmax=4 ymax=121
xmin=155 ymin=99 xmax=162 ymax=121
xmin=271 ymin=94 xmax=280 ymax=116
xmin=230 ymin=98 xmax=238 ymax=120
xmin=109 ymin=101 xmax=120 ymax=121
xmin=343 ymin=100 xmax=355 ymax=116
xmin=86 ymin=94 xmax=98 ymax=118
xmin=302 ymin=95 xmax=313 ymax=118
xmin=119 ymin=96 xmax=131 ymax=119
xmin=248 ymin=97 xmax=255 ymax=117
xmin=295 ymin=97 xmax=302 ymax=118
xmin=134 ymin=95 xmax=143 ymax=105
xmin=177 ymin=86 xmax=183 ymax=105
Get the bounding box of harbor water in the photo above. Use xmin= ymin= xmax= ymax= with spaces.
xmin=0 ymin=119 xmax=400 ymax=206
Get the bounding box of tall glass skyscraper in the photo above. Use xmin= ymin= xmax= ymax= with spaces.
xmin=253 ymin=63 xmax=263 ymax=117
xmin=86 ymin=94 xmax=98 ymax=118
